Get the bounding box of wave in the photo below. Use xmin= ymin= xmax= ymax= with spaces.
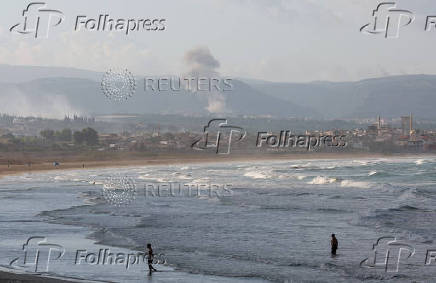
xmin=388 ymin=205 xmax=423 ymax=212
xmin=172 ymin=173 xmax=192 ymax=180
xmin=317 ymin=207 xmax=348 ymax=213
xmin=243 ymin=170 xmax=271 ymax=179
xmin=307 ymin=176 xmax=372 ymax=189
xmin=307 ymin=176 xmax=337 ymax=185
xmin=340 ymin=180 xmax=371 ymax=189
xmin=137 ymin=176 xmax=168 ymax=183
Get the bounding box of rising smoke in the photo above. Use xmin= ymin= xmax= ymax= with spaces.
xmin=183 ymin=46 xmax=228 ymax=114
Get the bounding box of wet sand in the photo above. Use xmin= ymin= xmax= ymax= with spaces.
xmin=0 ymin=152 xmax=405 ymax=179
xmin=0 ymin=270 xmax=77 ymax=282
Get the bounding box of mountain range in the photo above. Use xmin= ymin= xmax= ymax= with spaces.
xmin=0 ymin=64 xmax=435 ymax=119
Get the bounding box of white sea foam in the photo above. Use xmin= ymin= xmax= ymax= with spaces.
xmin=53 ymin=175 xmax=69 ymax=181
xmin=190 ymin=178 xmax=211 ymax=184
xmin=244 ymin=170 xmax=270 ymax=179
xmin=340 ymin=180 xmax=371 ymax=189
xmin=138 ymin=174 xmax=151 ymax=180
xmin=307 ymin=176 xmax=337 ymax=185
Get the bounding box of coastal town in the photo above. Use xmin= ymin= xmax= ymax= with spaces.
xmin=0 ymin=113 xmax=435 ymax=156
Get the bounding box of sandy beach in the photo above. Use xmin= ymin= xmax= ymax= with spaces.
xmin=0 ymin=152 xmax=425 ymax=179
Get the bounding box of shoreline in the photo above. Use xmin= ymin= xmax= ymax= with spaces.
xmin=1 ymin=153 xmax=434 ymax=283
xmin=0 ymin=152 xmax=433 ymax=179
xmin=0 ymin=269 xmax=85 ymax=283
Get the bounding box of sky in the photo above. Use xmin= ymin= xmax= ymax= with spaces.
xmin=1 ymin=0 xmax=436 ymax=82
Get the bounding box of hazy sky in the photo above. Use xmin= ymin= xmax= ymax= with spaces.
xmin=1 ymin=0 xmax=436 ymax=82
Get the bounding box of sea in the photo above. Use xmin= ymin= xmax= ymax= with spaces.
xmin=1 ymin=156 xmax=436 ymax=282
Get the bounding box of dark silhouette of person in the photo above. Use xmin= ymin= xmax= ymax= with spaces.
xmin=331 ymin=234 xmax=338 ymax=255
xmin=147 ymin=243 xmax=157 ymax=273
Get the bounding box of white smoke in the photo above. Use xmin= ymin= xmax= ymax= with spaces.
xmin=183 ymin=46 xmax=228 ymax=114
xmin=0 ymin=87 xmax=82 ymax=119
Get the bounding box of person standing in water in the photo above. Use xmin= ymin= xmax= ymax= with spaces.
xmin=147 ymin=243 xmax=157 ymax=273
xmin=331 ymin=234 xmax=338 ymax=255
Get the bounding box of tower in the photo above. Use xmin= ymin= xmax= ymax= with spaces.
xmin=409 ymin=113 xmax=413 ymax=136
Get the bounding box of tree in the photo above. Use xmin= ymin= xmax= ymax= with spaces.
xmin=40 ymin=129 xmax=55 ymax=140
xmin=73 ymin=131 xmax=84 ymax=144
xmin=73 ymin=128 xmax=98 ymax=146
xmin=56 ymin=128 xmax=72 ymax=141
xmin=82 ymin=127 xmax=98 ymax=145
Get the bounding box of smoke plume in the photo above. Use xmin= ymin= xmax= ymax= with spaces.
xmin=183 ymin=46 xmax=228 ymax=114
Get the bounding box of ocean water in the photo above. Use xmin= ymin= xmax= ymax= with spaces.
xmin=1 ymin=156 xmax=436 ymax=282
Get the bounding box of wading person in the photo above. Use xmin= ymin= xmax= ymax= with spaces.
xmin=147 ymin=243 xmax=157 ymax=273
xmin=331 ymin=234 xmax=338 ymax=255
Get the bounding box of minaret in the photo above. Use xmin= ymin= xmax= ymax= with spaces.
xmin=409 ymin=113 xmax=413 ymax=136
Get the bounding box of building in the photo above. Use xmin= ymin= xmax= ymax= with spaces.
xmin=401 ymin=114 xmax=413 ymax=136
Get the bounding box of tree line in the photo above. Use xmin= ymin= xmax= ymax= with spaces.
xmin=40 ymin=127 xmax=98 ymax=145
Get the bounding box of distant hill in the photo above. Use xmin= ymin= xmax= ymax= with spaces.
xmin=0 ymin=64 xmax=435 ymax=119
xmin=0 ymin=77 xmax=313 ymax=118
xmin=0 ymin=64 xmax=101 ymax=83
xmin=249 ymin=75 xmax=436 ymax=119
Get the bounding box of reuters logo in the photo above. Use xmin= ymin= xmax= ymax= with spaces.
xmin=102 ymin=175 xmax=136 ymax=206
xmin=101 ymin=68 xmax=136 ymax=101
